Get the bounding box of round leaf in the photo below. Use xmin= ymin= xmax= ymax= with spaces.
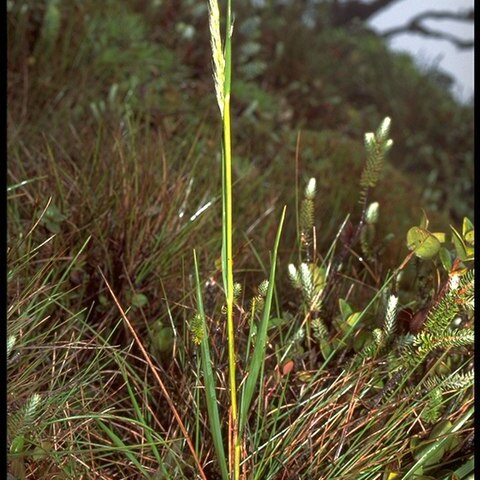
xmin=153 ymin=326 xmax=174 ymax=353
xmin=132 ymin=293 xmax=148 ymax=308
xmin=407 ymin=227 xmax=441 ymax=259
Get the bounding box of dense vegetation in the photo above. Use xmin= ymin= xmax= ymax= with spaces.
xmin=8 ymin=1 xmax=473 ymax=479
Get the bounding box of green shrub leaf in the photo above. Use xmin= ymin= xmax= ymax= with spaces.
xmin=406 ymin=226 xmax=441 ymax=259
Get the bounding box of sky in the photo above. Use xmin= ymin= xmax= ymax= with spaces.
xmin=367 ymin=0 xmax=474 ymax=103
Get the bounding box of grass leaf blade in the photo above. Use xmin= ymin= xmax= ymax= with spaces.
xmin=193 ymin=250 xmax=229 ymax=480
xmin=239 ymin=206 xmax=286 ymax=437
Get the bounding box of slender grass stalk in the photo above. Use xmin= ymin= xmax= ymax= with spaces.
xmin=221 ymin=2 xmax=239 ymax=476
xmin=208 ymin=3 xmax=287 ymax=476
xmin=207 ymin=0 xmax=238 ymax=476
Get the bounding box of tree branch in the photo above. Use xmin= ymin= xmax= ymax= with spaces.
xmin=412 ymin=9 xmax=474 ymax=23
xmin=381 ymin=9 xmax=474 ymax=49
xmin=331 ymin=0 xmax=404 ymax=26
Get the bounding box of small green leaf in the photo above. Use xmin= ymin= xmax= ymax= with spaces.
xmin=45 ymin=204 xmax=67 ymax=222
xmin=411 ymin=466 xmax=423 ymax=477
xmin=462 ymin=217 xmax=474 ymax=242
xmin=297 ymin=371 xmax=313 ymax=382
xmin=438 ymin=247 xmax=452 ymax=272
xmin=383 ymin=470 xmax=400 ymax=480
xmin=346 ymin=312 xmax=362 ymax=328
xmin=353 ymin=330 xmax=371 ymax=352
xmin=268 ymin=317 xmax=286 ymax=329
xmin=419 ymin=209 xmax=430 ymax=230
xmin=319 ymin=339 xmax=332 ymax=360
xmin=410 ymin=436 xmax=421 ymax=449
xmin=31 ymin=441 xmax=52 ymax=460
xmin=450 ymin=226 xmax=469 ymax=261
xmin=445 ymin=433 xmax=461 ymax=452
xmin=429 ymin=420 xmax=453 ymax=439
xmin=10 ymin=435 xmax=25 ymax=454
xmin=311 ymin=264 xmax=326 ymax=292
xmin=433 ymin=360 xmax=451 ymax=376
xmin=431 ymin=232 xmax=446 ymax=243
xmin=98 ymin=294 xmax=109 ymax=306
xmin=338 ymin=299 xmax=352 ymax=321
xmin=132 ymin=293 xmax=148 ymax=308
xmin=152 ymin=326 xmax=174 ymax=353
xmin=407 ymin=227 xmax=441 ymax=259
xmin=427 ymin=421 xmax=460 ymax=452
xmin=45 ymin=220 xmax=61 ymax=234
xmin=464 ymin=229 xmax=474 ymax=246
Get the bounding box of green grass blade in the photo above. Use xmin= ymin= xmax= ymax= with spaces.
xmin=34 ymin=236 xmax=91 ymax=321
xmin=193 ymin=250 xmax=229 ymax=480
xmin=239 ymin=206 xmax=286 ymax=437
xmin=116 ymin=355 xmax=167 ymax=474
xmin=96 ymin=419 xmax=149 ymax=476
xmin=7 ymin=177 xmax=46 ymax=193
xmin=449 ymin=457 xmax=474 ymax=479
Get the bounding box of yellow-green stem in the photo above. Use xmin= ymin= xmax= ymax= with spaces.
xmin=222 ymin=0 xmax=239 ymax=476
xmin=223 ymin=93 xmax=239 ymax=479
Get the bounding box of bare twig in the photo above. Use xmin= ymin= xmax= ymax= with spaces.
xmin=382 ymin=9 xmax=474 ymax=49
